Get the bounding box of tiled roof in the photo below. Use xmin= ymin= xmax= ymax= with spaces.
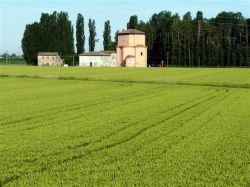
xmin=37 ymin=52 xmax=60 ymax=56
xmin=99 ymin=51 xmax=116 ymax=55
xmin=79 ymin=51 xmax=115 ymax=56
xmin=118 ymin=29 xmax=145 ymax=35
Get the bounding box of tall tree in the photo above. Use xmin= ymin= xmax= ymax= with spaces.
xmin=71 ymin=26 xmax=75 ymax=54
xmin=88 ymin=19 xmax=97 ymax=51
xmin=115 ymin=30 xmax=119 ymax=45
xmin=182 ymin=12 xmax=193 ymax=66
xmin=56 ymin=11 xmax=74 ymax=55
xmin=103 ymin=20 xmax=111 ymax=50
xmin=22 ymin=22 xmax=41 ymax=65
xmin=22 ymin=11 xmax=74 ymax=65
xmin=106 ymin=30 xmax=119 ymax=51
xmin=194 ymin=11 xmax=204 ymax=66
xmin=127 ymin=15 xmax=138 ymax=29
xmin=76 ymin=13 xmax=85 ymax=54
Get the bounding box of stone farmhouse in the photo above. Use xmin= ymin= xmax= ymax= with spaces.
xmin=37 ymin=52 xmax=63 ymax=66
xmin=79 ymin=51 xmax=116 ymax=67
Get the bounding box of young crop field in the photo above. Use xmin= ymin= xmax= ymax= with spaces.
xmin=0 ymin=66 xmax=250 ymax=186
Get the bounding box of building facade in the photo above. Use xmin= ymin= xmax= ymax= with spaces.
xmin=116 ymin=29 xmax=147 ymax=67
xmin=37 ymin=52 xmax=63 ymax=66
xmin=79 ymin=51 xmax=117 ymax=67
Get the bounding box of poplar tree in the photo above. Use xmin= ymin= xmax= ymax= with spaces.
xmin=88 ymin=19 xmax=96 ymax=51
xmin=103 ymin=20 xmax=111 ymax=50
xmin=76 ymin=13 xmax=85 ymax=54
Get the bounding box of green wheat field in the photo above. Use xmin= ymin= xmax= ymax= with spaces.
xmin=0 ymin=66 xmax=250 ymax=186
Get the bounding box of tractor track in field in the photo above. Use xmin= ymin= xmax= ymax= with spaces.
xmin=66 ymin=91 xmax=214 ymax=150
xmin=0 ymin=93 xmax=110 ymax=125
xmin=0 ymin=87 xmax=172 ymax=166
xmin=133 ymin=90 xmax=231 ymax=152
xmin=0 ymin=88 xmax=208 ymax=174
xmin=2 ymin=85 xmax=168 ymax=134
xmin=1 ymin=90 xmax=244 ymax=185
xmin=0 ymin=95 xmax=214 ymax=186
xmin=0 ymin=85 xmax=164 ymax=127
xmin=58 ymin=91 xmax=232 ymax=170
xmin=0 ymin=91 xmax=215 ymax=185
xmin=4 ymin=87 xmax=196 ymax=167
xmin=84 ymin=90 xmax=240 ymax=169
xmin=1 ymin=87 xmax=159 ymax=126
xmin=16 ymin=91 xmax=213 ymax=163
xmin=43 ymin=93 xmax=217 ymax=170
xmin=45 ymin=90 xmax=214 ymax=154
xmin=145 ymin=90 xmax=247 ymax=165
xmin=1 ymin=74 xmax=250 ymax=89
xmin=55 ymin=93 xmax=217 ymax=162
xmin=1 ymin=70 xmax=249 ymax=186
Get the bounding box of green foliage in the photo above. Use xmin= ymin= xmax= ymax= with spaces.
xmin=76 ymin=13 xmax=85 ymax=54
xmin=21 ymin=11 xmax=74 ymax=65
xmin=22 ymin=22 xmax=41 ymax=65
xmin=103 ymin=20 xmax=112 ymax=50
xmin=127 ymin=15 xmax=138 ymax=29
xmin=88 ymin=19 xmax=97 ymax=51
xmin=104 ymin=30 xmax=119 ymax=51
xmin=130 ymin=11 xmax=250 ymax=67
xmin=0 ymin=67 xmax=250 ymax=186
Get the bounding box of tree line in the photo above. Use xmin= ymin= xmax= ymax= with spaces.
xmin=22 ymin=11 xmax=115 ymax=65
xmin=128 ymin=11 xmax=250 ymax=67
xmin=22 ymin=12 xmax=74 ymax=65
xmin=22 ymin=10 xmax=249 ymax=66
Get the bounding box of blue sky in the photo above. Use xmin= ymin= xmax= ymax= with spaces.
xmin=0 ymin=0 xmax=250 ymax=55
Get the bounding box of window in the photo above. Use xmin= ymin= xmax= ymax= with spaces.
xmin=47 ymin=56 xmax=49 ymax=60
xmin=141 ymin=52 xmax=143 ymax=56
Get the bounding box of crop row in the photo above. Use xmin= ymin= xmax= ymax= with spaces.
xmin=0 ymin=76 xmax=249 ymax=186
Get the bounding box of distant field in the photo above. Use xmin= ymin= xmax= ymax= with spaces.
xmin=0 ymin=58 xmax=26 ymax=65
xmin=0 ymin=67 xmax=249 ymax=186
xmin=1 ymin=66 xmax=250 ymax=88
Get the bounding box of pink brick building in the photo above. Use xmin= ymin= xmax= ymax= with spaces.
xmin=116 ymin=29 xmax=147 ymax=67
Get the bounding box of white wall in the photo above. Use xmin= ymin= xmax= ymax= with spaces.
xmin=79 ymin=54 xmax=117 ymax=67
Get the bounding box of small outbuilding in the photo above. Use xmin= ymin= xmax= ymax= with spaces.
xmin=79 ymin=51 xmax=116 ymax=67
xmin=37 ymin=52 xmax=63 ymax=66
